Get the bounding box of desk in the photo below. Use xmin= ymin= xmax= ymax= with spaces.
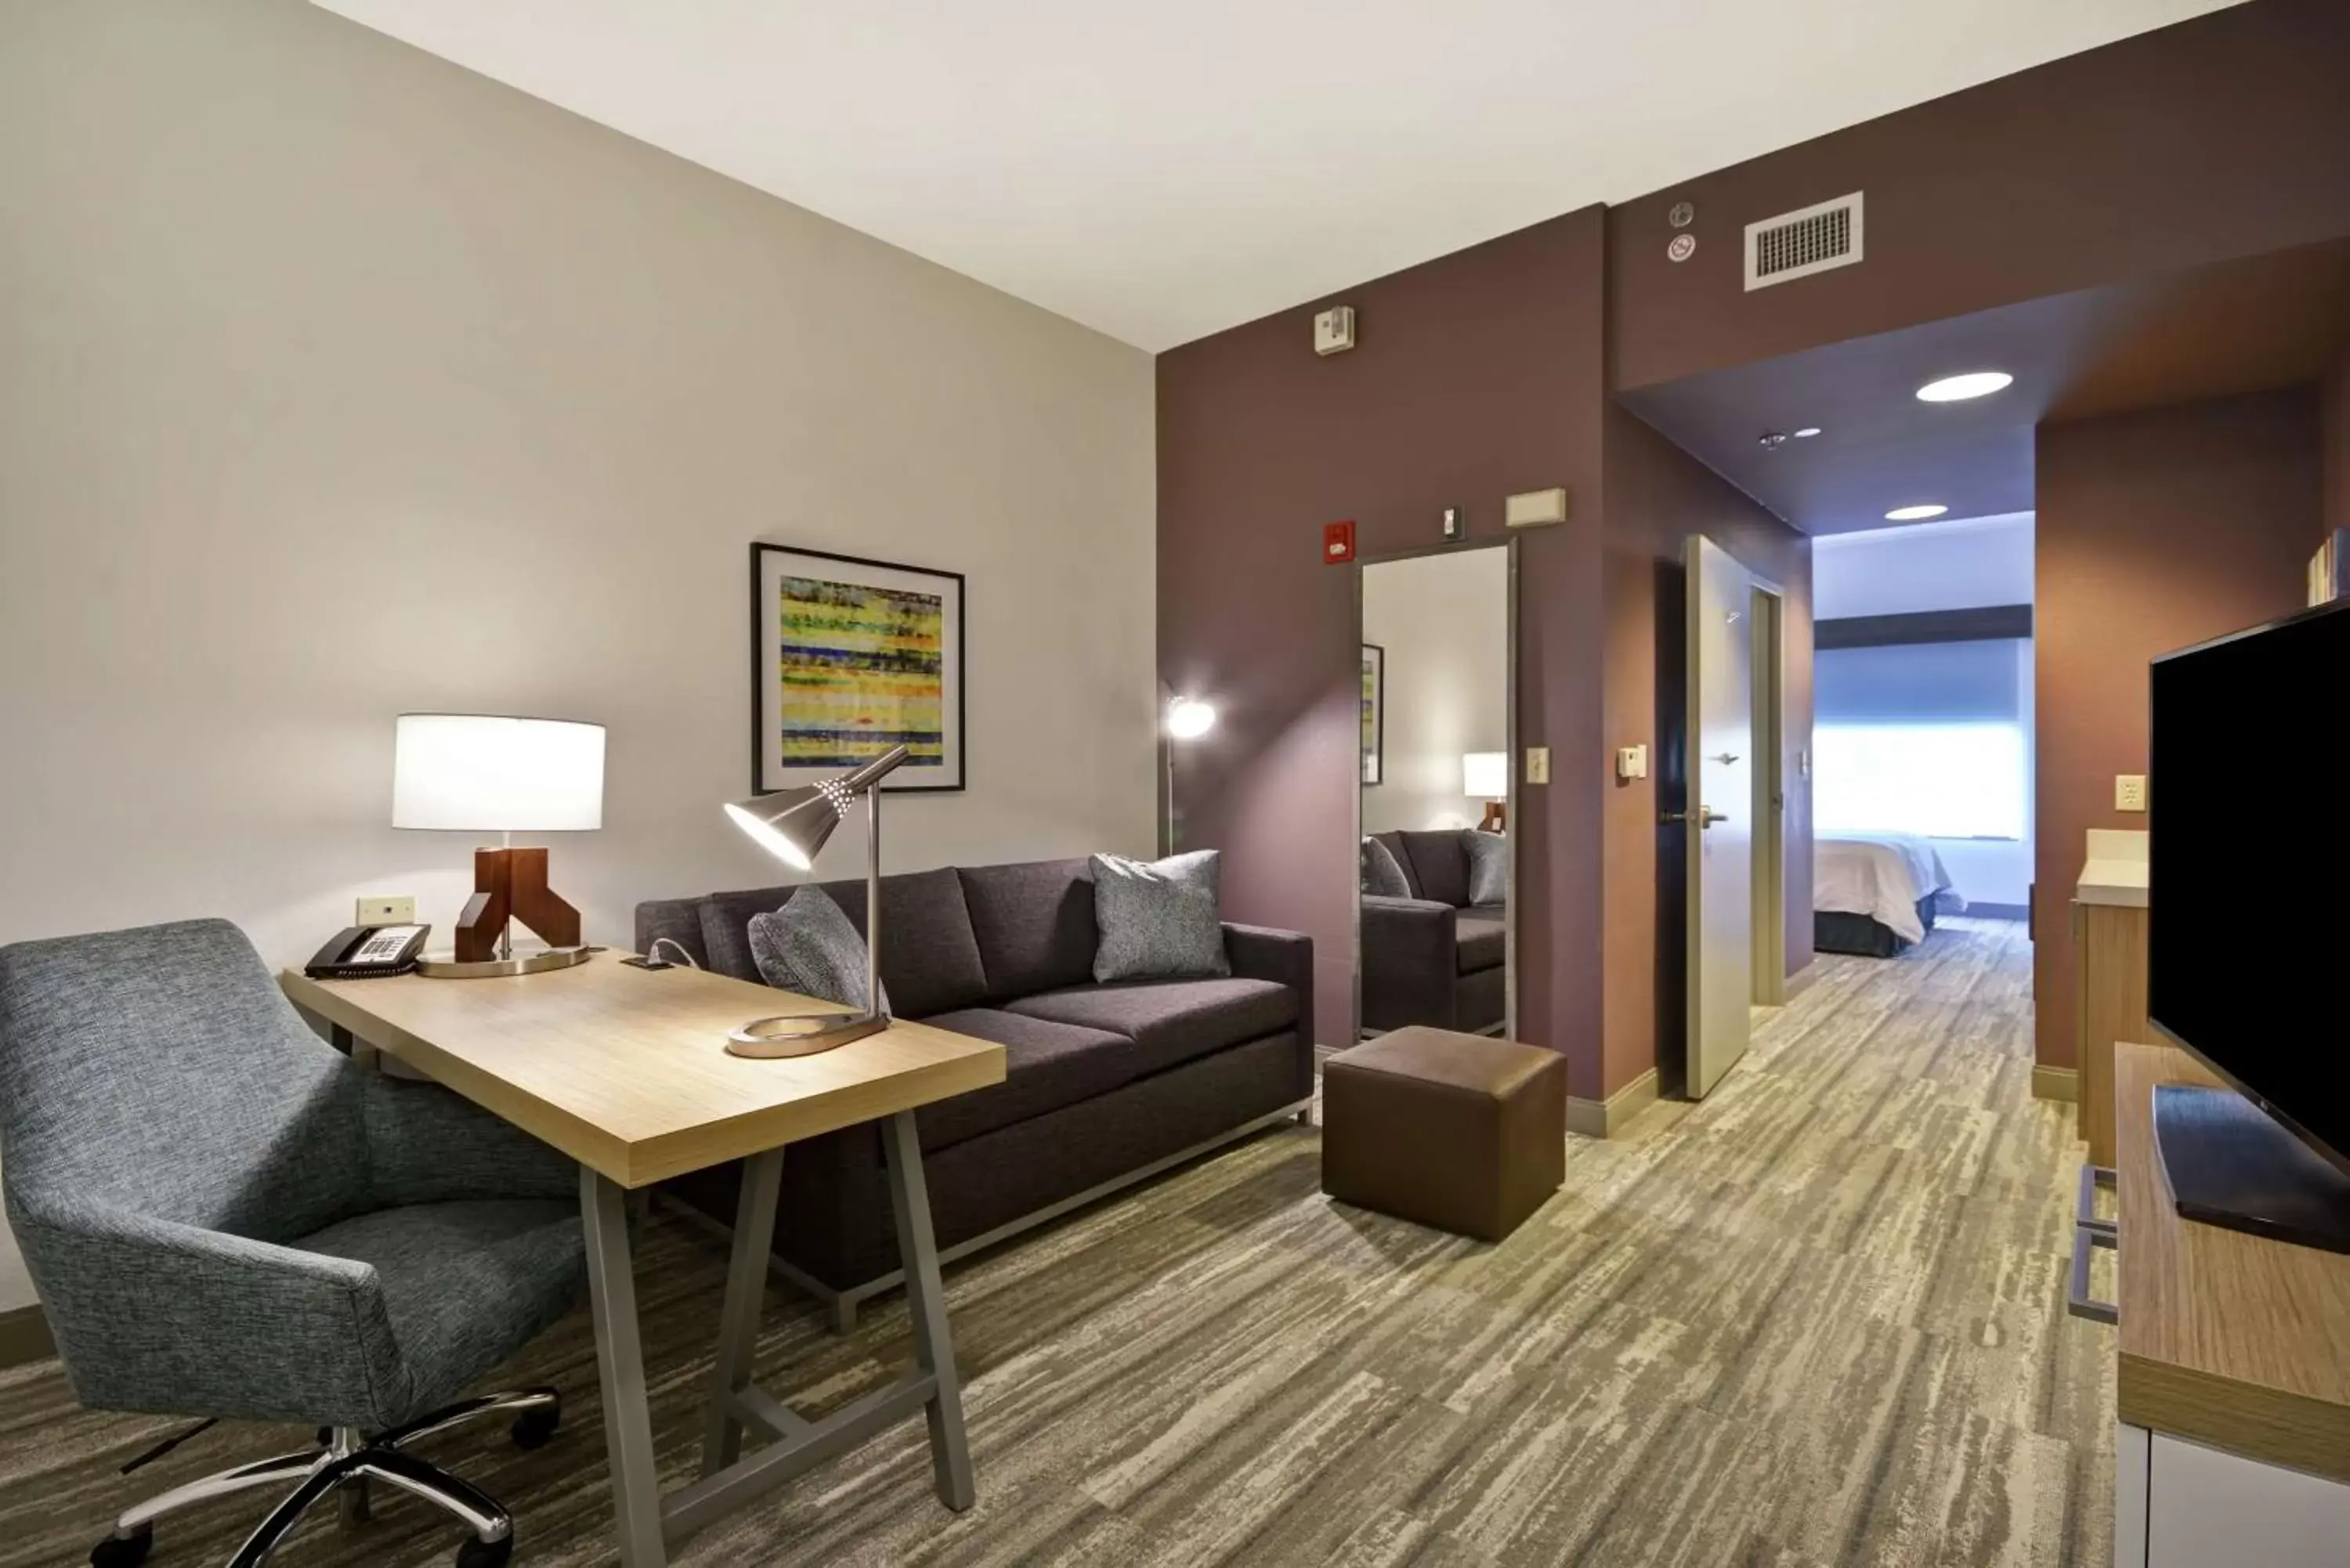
xmin=282 ymin=954 xmax=1006 ymax=1567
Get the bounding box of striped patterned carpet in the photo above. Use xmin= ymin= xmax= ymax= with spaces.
xmin=0 ymin=917 xmax=2111 ymax=1566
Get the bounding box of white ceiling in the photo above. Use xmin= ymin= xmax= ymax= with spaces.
xmin=314 ymin=1 xmax=2243 ymax=351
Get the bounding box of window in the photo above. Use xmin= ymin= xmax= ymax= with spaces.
xmin=1813 ymin=640 xmax=2029 ymax=840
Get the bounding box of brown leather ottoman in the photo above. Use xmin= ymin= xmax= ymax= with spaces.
xmin=1321 ymin=1026 xmax=1566 ymax=1241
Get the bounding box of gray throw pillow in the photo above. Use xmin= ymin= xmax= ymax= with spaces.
xmin=1361 ymin=836 xmax=1412 ymax=898
xmin=747 ymin=886 xmax=890 ymax=1014
xmin=1090 ymin=849 xmax=1230 ymax=983
xmin=1464 ymin=829 xmax=1509 ymax=906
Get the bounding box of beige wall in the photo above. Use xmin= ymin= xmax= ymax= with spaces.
xmin=0 ymin=2 xmax=1156 ymax=1308
xmin=1360 ymin=547 xmax=1510 ymax=836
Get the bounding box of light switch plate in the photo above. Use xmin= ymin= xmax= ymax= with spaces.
xmin=357 ymin=894 xmax=416 ymax=926
xmin=1524 ymin=746 xmax=1551 ymax=786
xmin=2115 ymin=774 xmax=2147 ymax=812
xmin=1615 ymin=744 xmax=1648 ymax=780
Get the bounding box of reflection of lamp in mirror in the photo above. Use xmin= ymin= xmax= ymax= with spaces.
xmin=392 ymin=714 xmax=605 ymax=977
xmin=1463 ymin=750 xmax=1509 ymax=833
xmin=721 ymin=744 xmax=907 ymax=1057
xmin=1159 ymin=692 xmax=1217 ymax=854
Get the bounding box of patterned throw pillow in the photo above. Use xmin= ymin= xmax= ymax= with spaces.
xmin=1463 ymin=829 xmax=1509 ymax=907
xmin=1361 ymin=836 xmax=1412 ymax=898
xmin=1090 ymin=849 xmax=1231 ymax=983
xmin=747 ymin=886 xmax=891 ymax=1014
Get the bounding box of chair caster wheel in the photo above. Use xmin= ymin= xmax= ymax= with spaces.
xmin=456 ymin=1534 xmax=515 ymax=1568
xmin=89 ymin=1526 xmax=153 ymax=1568
xmin=509 ymin=1400 xmax=560 ymax=1451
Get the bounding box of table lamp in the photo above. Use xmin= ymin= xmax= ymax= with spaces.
xmin=1463 ymin=750 xmax=1508 ymax=833
xmin=392 ymin=714 xmax=605 ymax=977
xmin=721 ymin=743 xmax=908 ymax=1057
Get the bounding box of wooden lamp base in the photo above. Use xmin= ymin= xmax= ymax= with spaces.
xmin=416 ymin=847 xmax=588 ymax=977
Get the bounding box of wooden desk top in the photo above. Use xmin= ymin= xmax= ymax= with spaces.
xmin=282 ymin=954 xmax=1005 ymax=1189
xmin=2115 ymin=1042 xmax=2350 ymax=1483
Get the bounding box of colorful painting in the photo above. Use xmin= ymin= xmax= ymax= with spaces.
xmin=1361 ymin=643 xmax=1384 ymax=786
xmin=752 ymin=544 xmax=964 ymax=793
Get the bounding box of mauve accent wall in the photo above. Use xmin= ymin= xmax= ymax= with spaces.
xmin=1159 ymin=209 xmax=1607 ymax=1081
xmin=1602 ymin=406 xmax=1811 ymax=1097
xmin=2033 ymin=388 xmax=2321 ymax=1073
xmin=1607 ymin=0 xmax=2350 ymax=392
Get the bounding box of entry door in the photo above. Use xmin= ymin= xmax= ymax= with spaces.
xmin=1685 ymin=537 xmax=1755 ymax=1098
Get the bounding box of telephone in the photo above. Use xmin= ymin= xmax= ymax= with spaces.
xmin=305 ymin=924 xmax=430 ymax=980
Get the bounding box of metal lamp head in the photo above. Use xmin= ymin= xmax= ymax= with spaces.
xmin=721 ymin=744 xmax=912 ymax=870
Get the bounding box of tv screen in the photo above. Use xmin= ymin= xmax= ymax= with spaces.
xmin=2149 ymin=599 xmax=2350 ymax=1176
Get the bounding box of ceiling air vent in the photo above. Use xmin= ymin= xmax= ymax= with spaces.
xmin=1744 ymin=192 xmax=1864 ymax=291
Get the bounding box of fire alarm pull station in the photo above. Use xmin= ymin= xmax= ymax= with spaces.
xmin=1325 ymin=521 xmax=1356 ymax=563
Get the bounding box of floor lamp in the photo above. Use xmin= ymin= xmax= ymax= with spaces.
xmin=1161 ymin=694 xmax=1217 ymax=854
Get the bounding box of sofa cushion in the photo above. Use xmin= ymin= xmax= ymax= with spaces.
xmin=1455 ymin=909 xmax=1507 ymax=974
xmin=698 ymin=869 xmax=988 ymax=1018
xmin=1005 ymin=977 xmax=1296 ymax=1079
xmin=912 ymin=1010 xmax=1138 ymax=1151
xmin=1397 ymin=830 xmax=1471 ymax=909
xmin=817 ymin=868 xmax=991 ymax=1020
xmin=1371 ymin=832 xmax=1424 ymax=901
xmin=956 ymin=859 xmax=1098 ymax=1001
xmin=1464 ymin=830 xmax=1509 ymax=906
xmin=747 ymin=887 xmax=887 ymax=1011
xmin=1090 ymin=850 xmax=1230 ymax=983
xmin=1361 ymin=836 xmax=1412 ymax=898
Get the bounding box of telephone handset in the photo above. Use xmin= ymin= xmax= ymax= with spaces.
xmin=305 ymin=924 xmax=430 ymax=980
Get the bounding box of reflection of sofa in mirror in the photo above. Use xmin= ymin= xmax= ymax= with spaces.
xmin=1361 ymin=829 xmax=1506 ymax=1035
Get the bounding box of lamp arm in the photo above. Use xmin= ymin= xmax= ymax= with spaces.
xmin=865 ymin=779 xmax=888 ymax=1021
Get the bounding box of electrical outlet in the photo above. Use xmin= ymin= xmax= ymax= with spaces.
xmin=357 ymin=894 xmax=416 ymax=926
xmin=1615 ymin=744 xmax=1648 ymax=781
xmin=1524 ymin=746 xmax=1551 ymax=786
xmin=2114 ymin=774 xmax=2147 ymax=813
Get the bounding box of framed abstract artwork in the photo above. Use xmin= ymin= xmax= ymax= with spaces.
xmin=1361 ymin=643 xmax=1384 ymax=786
xmin=750 ymin=544 xmax=966 ymax=794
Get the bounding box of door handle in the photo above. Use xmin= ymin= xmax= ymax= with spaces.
xmin=1708 ymin=752 xmax=1739 ymax=764
xmin=1660 ymin=807 xmax=1731 ymax=828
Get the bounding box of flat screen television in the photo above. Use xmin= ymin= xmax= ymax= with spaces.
xmin=2149 ymin=597 xmax=2350 ymax=1251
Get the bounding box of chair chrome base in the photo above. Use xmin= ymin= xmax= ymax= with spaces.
xmin=91 ymin=1388 xmax=559 ymax=1568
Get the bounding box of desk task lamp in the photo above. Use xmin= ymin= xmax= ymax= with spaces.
xmin=1463 ymin=751 xmax=1508 ymax=833
xmin=721 ymin=743 xmax=908 ymax=1058
xmin=392 ymin=714 xmax=605 ymax=977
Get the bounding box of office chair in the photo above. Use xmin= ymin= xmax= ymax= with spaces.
xmin=0 ymin=919 xmax=589 ymax=1567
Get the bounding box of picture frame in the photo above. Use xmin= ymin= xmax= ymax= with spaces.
xmin=1361 ymin=642 xmax=1385 ymax=786
xmin=750 ymin=543 xmax=966 ymax=794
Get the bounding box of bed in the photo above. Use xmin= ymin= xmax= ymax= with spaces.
xmin=1814 ymin=834 xmax=1961 ymax=957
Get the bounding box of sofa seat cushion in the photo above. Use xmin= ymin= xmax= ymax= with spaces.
xmin=1004 ymin=977 xmax=1296 ymax=1078
xmin=1455 ymin=909 xmax=1507 ymax=974
xmin=912 ymin=1010 xmax=1138 ymax=1151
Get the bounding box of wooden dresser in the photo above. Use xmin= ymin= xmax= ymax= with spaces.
xmin=2073 ymin=829 xmax=2149 ymax=1167
xmin=2092 ymin=1043 xmax=2350 ymax=1566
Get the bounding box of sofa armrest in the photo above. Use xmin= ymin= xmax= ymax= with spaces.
xmin=1360 ymin=896 xmax=1458 ymax=1032
xmin=1223 ymin=922 xmax=1315 ymax=1068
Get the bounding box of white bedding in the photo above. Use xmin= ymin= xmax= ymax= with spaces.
xmin=1815 ymin=834 xmax=1961 ymax=945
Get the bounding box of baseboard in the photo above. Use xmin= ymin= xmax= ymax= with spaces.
xmin=2031 ymin=1064 xmax=2080 ymax=1104
xmin=1568 ymin=1067 xmax=1660 ymax=1140
xmin=1969 ymin=903 xmax=2029 ymax=921
xmin=1783 ymin=963 xmax=1820 ymax=1000
xmin=0 ymin=1303 xmax=52 ymax=1368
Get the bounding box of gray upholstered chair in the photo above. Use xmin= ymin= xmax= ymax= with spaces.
xmin=0 ymin=919 xmax=588 ymax=1568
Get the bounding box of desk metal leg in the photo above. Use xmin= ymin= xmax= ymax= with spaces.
xmin=700 ymin=1147 xmax=785 ymax=1476
xmin=582 ymin=1166 xmax=667 ymax=1568
xmin=883 ymin=1111 xmax=975 ymax=1510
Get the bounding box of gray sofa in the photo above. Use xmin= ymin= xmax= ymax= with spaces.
xmin=635 ymin=857 xmax=1313 ymax=1328
xmin=1361 ymin=829 xmax=1507 ymax=1035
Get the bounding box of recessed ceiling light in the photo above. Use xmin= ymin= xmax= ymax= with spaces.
xmin=1885 ymin=504 xmax=1949 ymax=522
xmin=1916 ymin=371 xmax=2014 ymax=403
xmin=1793 ymin=427 xmax=1822 ymax=439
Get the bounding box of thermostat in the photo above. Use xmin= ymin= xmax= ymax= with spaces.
xmin=1314 ymin=306 xmax=1357 ymax=356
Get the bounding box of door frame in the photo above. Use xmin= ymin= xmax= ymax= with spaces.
xmin=1748 ymin=579 xmax=1788 ymax=1007
xmin=1350 ymin=537 xmax=1520 ymax=1044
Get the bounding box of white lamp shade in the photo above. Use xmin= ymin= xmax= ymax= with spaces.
xmin=392 ymin=714 xmax=606 ymax=831
xmin=1462 ymin=751 xmax=1509 ymax=799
